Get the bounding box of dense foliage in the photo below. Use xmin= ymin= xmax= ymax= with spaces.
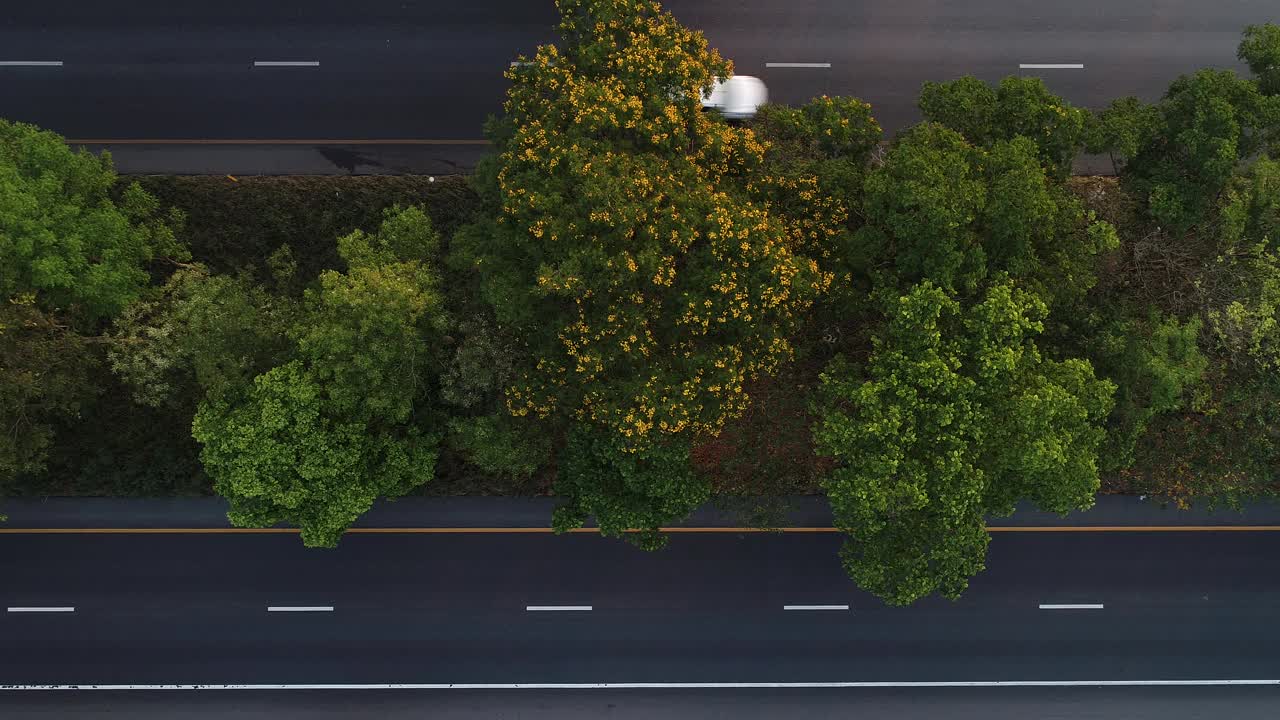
xmin=0 ymin=119 xmax=184 ymax=487
xmin=192 ymin=207 xmax=450 ymax=546
xmin=450 ymin=0 xmax=831 ymax=542
xmin=815 ymin=282 xmax=1112 ymax=603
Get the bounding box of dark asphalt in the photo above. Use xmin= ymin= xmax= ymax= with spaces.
xmin=5 ymin=687 xmax=1280 ymax=720
xmin=0 ymin=1 xmax=1270 ymax=173
xmin=1 ymin=532 xmax=1279 ymax=686
xmin=4 ymin=494 xmax=1279 ymax=529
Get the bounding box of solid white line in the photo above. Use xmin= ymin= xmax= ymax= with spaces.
xmin=765 ymin=62 xmax=832 ymax=68
xmin=4 ymin=680 xmax=1279 ymax=691
xmin=1019 ymin=63 xmax=1084 ymax=69
xmin=6 ymin=606 xmax=74 ymax=613
xmin=1039 ymin=604 xmax=1104 ymax=610
xmin=253 ymin=61 xmax=320 ymax=67
xmin=0 ymin=61 xmax=63 ymax=67
xmin=525 ymin=605 xmax=592 ymax=612
xmin=783 ymin=605 xmax=849 ymax=611
xmin=266 ymin=606 xmax=333 ymax=612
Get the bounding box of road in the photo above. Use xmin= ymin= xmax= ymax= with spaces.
xmin=0 ymin=0 xmax=1270 ymax=173
xmin=5 ymin=687 xmax=1280 ymax=719
xmin=1 ymin=531 xmax=1279 ymax=686
xmin=4 ymin=524 xmax=1280 ymax=716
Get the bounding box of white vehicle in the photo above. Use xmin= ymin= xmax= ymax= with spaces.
xmin=701 ymin=75 xmax=768 ymax=120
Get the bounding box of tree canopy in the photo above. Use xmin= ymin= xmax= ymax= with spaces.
xmin=855 ymin=123 xmax=1117 ymax=304
xmin=192 ymin=207 xmax=449 ymax=546
xmin=0 ymin=120 xmax=184 ymax=486
xmin=813 ymin=280 xmax=1113 ymax=604
xmin=1088 ymin=42 xmax=1280 ymax=233
xmin=919 ymin=75 xmax=1088 ymax=178
xmin=452 ymin=0 xmax=831 ymax=540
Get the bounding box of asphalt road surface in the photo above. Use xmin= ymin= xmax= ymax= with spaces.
xmin=1 ymin=531 xmax=1278 ymax=685
xmin=0 ymin=1 xmax=1271 ymax=172
xmin=4 ymin=687 xmax=1280 ymax=719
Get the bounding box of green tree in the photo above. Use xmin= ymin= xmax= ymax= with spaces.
xmin=0 ymin=297 xmax=95 ymax=483
xmin=108 ymin=260 xmax=300 ymax=409
xmin=552 ymin=426 xmax=708 ymax=550
xmin=858 ymin=123 xmax=987 ymax=293
xmin=1087 ymin=311 xmax=1209 ymax=473
xmin=0 ymin=120 xmax=184 ymax=323
xmin=0 ymin=119 xmax=184 ymax=485
xmin=452 ymin=0 xmax=830 ymax=541
xmin=1091 ymin=48 xmax=1280 ymax=233
xmin=1084 ymin=97 xmax=1163 ymax=173
xmin=856 ymin=123 xmax=1117 ymax=303
xmin=813 ymin=280 xmax=1113 ymax=604
xmin=918 ymin=75 xmax=1088 ymax=178
xmin=192 ymin=207 xmax=449 ymax=546
xmin=1207 ymin=156 xmax=1280 ymax=370
xmin=1240 ymin=22 xmax=1280 ymax=96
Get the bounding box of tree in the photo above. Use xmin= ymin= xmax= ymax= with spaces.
xmin=1090 ymin=36 xmax=1280 ymax=233
xmin=1087 ymin=311 xmax=1209 ymax=473
xmin=752 ymin=95 xmax=882 ymax=213
xmin=754 ymin=96 xmax=882 ymax=171
xmin=813 ymin=280 xmax=1113 ymax=604
xmin=751 ymin=96 xmax=882 ymax=315
xmin=552 ymin=425 xmax=708 ymax=550
xmin=0 ymin=120 xmax=184 ymax=324
xmin=108 ymin=259 xmax=300 ymax=409
xmin=918 ymin=75 xmax=1088 ymax=178
xmin=1240 ymin=23 xmax=1280 ymax=96
xmin=1206 ymin=156 xmax=1280 ymax=370
xmin=451 ymin=0 xmax=830 ymax=541
xmin=1083 ymin=97 xmax=1163 ymax=173
xmin=0 ymin=119 xmax=184 ymax=485
xmin=192 ymin=207 xmax=449 ymax=546
xmin=0 ymin=297 xmax=95 ymax=483
xmin=856 ymin=123 xmax=1117 ymax=303
xmin=858 ymin=123 xmax=988 ymax=293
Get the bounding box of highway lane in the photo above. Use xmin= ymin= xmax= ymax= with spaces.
xmin=0 ymin=0 xmax=1269 ymax=143
xmin=0 ymin=2 xmax=558 ymax=140
xmin=1 ymin=531 xmax=1279 ymax=686
xmin=6 ymin=687 xmax=1280 ymax=719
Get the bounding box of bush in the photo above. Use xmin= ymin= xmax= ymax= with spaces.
xmin=132 ymin=175 xmax=480 ymax=283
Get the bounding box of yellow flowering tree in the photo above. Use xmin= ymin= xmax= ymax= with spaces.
xmin=451 ymin=0 xmax=829 ymax=541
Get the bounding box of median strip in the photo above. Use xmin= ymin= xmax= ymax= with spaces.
xmin=1019 ymin=63 xmax=1085 ymax=69
xmin=1039 ymin=604 xmax=1104 ymax=610
xmin=765 ymin=62 xmax=832 ymax=68
xmin=7 ymin=606 xmax=75 ymax=613
xmin=0 ymin=61 xmax=63 ymax=67
xmin=253 ymin=61 xmax=320 ymax=68
xmin=525 ymin=605 xmax=592 ymax=612
xmin=266 ymin=606 xmax=333 ymax=612
xmin=783 ymin=605 xmax=849 ymax=611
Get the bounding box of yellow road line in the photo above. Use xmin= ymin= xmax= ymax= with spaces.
xmin=64 ymin=139 xmax=492 ymax=145
xmin=1 ymin=525 xmax=1278 ymax=535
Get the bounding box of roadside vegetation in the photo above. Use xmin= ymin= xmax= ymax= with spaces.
xmin=2 ymin=0 xmax=1278 ymax=604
